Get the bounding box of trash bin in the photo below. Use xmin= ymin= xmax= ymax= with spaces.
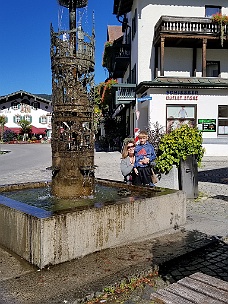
xmin=179 ymin=155 xmax=198 ymax=199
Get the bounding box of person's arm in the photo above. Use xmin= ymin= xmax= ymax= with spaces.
xmin=148 ymin=144 xmax=156 ymax=162
xmin=133 ymin=149 xmax=137 ymax=168
xmin=120 ymin=157 xmax=133 ymax=177
xmin=141 ymin=143 xmax=156 ymax=164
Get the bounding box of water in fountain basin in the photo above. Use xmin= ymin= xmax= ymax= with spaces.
xmin=1 ymin=184 xmax=162 ymax=213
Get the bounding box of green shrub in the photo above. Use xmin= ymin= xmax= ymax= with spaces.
xmin=3 ymin=130 xmax=17 ymax=142
xmin=155 ymin=124 xmax=205 ymax=174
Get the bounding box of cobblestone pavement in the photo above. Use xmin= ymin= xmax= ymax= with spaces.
xmin=87 ymin=156 xmax=228 ymax=304
xmin=0 ymin=145 xmax=227 ymax=303
xmin=159 ymin=240 xmax=228 ymax=283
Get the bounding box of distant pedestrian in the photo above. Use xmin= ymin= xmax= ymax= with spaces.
xmin=133 ymin=130 xmax=156 ymax=186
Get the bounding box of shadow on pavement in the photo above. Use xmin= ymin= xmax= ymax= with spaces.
xmin=211 ymin=194 xmax=228 ymax=202
xmin=158 ymin=239 xmax=228 ymax=284
xmin=198 ymin=167 xmax=228 ymax=184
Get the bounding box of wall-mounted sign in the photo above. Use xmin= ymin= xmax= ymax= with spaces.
xmin=166 ymin=90 xmax=199 ymax=101
xmin=198 ymin=119 xmax=216 ymax=132
xmin=138 ymin=96 xmax=152 ymax=103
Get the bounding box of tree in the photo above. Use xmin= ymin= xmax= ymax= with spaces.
xmin=0 ymin=115 xmax=7 ymax=141
xmin=93 ymin=80 xmax=117 ymax=134
xmin=18 ymin=119 xmax=32 ymax=136
xmin=93 ymin=84 xmax=105 ymax=134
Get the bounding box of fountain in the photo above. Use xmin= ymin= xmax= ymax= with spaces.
xmin=0 ymin=0 xmax=186 ymax=269
xmin=51 ymin=0 xmax=95 ymax=198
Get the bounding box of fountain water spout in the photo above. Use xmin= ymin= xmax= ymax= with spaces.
xmin=79 ymin=166 xmax=94 ymax=177
xmin=52 ymin=166 xmax=60 ymax=178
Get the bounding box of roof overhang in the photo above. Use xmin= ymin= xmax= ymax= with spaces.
xmin=0 ymin=91 xmax=51 ymax=105
xmin=112 ymin=104 xmax=125 ymax=118
xmin=113 ymin=0 xmax=133 ymax=16
xmin=136 ymin=77 xmax=228 ymax=94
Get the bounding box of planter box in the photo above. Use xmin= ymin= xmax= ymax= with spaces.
xmin=156 ymin=166 xmax=179 ymax=190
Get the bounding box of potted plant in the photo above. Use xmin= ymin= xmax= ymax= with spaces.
xmin=102 ymin=42 xmax=113 ymax=70
xmin=211 ymin=13 xmax=228 ymax=47
xmin=155 ymin=124 xmax=205 ymax=198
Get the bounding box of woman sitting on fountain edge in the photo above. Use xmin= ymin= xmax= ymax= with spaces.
xmin=120 ymin=139 xmax=136 ymax=185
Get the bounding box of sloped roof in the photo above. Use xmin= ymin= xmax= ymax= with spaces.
xmin=107 ymin=25 xmax=123 ymax=42
xmin=0 ymin=90 xmax=51 ymax=104
xmin=136 ymin=77 xmax=228 ymax=94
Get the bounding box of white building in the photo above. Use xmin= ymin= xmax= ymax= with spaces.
xmin=104 ymin=0 xmax=228 ymax=156
xmin=0 ymin=90 xmax=52 ymax=139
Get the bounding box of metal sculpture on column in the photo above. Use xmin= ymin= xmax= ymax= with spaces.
xmin=50 ymin=0 xmax=95 ymax=198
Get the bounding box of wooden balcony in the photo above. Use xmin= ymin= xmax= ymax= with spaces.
xmin=104 ymin=44 xmax=131 ymax=78
xmin=154 ymin=16 xmax=228 ymax=48
xmin=113 ymin=83 xmax=136 ymax=105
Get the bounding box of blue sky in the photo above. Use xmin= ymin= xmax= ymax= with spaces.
xmin=0 ymin=0 xmax=119 ymax=96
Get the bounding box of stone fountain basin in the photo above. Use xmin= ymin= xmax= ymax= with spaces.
xmin=0 ymin=180 xmax=186 ymax=269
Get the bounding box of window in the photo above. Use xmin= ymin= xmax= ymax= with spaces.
xmin=166 ymin=105 xmax=196 ymax=133
xmin=206 ymin=61 xmax=220 ymax=77
xmin=39 ymin=116 xmax=47 ymax=124
xmin=218 ymin=105 xmax=228 ymax=135
xmin=11 ymin=102 xmax=20 ymax=110
xmin=47 ymin=115 xmax=52 ymax=124
xmin=205 ymin=6 xmax=221 ymax=17
xmin=131 ymin=9 xmax=137 ymax=40
xmin=23 ymin=115 xmax=32 ymax=123
xmin=130 ymin=64 xmax=136 ymax=84
xmin=21 ymin=99 xmax=30 ymax=105
xmin=31 ymin=101 xmax=40 ymax=110
xmin=13 ymin=115 xmax=21 ymax=123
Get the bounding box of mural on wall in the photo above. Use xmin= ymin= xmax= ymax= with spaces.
xmin=20 ymin=103 xmax=31 ymax=113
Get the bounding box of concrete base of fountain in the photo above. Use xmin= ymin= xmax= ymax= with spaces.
xmin=0 ymin=180 xmax=186 ymax=269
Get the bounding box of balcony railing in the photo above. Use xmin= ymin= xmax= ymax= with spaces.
xmin=112 ymin=44 xmax=131 ymax=78
xmin=154 ymin=15 xmax=228 ymax=43
xmin=103 ymin=43 xmax=131 ymax=78
xmin=113 ymin=84 xmax=136 ymax=105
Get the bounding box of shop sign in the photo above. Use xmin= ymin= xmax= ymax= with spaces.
xmin=166 ymin=95 xmax=198 ymax=100
xmin=166 ymin=90 xmax=199 ymax=101
xmin=198 ymin=119 xmax=216 ymax=132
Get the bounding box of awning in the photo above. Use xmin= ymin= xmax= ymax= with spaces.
xmin=31 ymin=126 xmax=47 ymax=134
xmin=112 ymin=104 xmax=125 ymax=118
xmin=4 ymin=126 xmax=47 ymax=134
xmin=4 ymin=126 xmax=21 ymax=134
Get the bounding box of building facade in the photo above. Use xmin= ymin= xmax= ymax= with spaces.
xmin=0 ymin=91 xmax=52 ymax=139
xmin=105 ymin=0 xmax=228 ymax=156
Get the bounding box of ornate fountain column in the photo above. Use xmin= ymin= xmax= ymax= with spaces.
xmin=50 ymin=0 xmax=95 ymax=198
